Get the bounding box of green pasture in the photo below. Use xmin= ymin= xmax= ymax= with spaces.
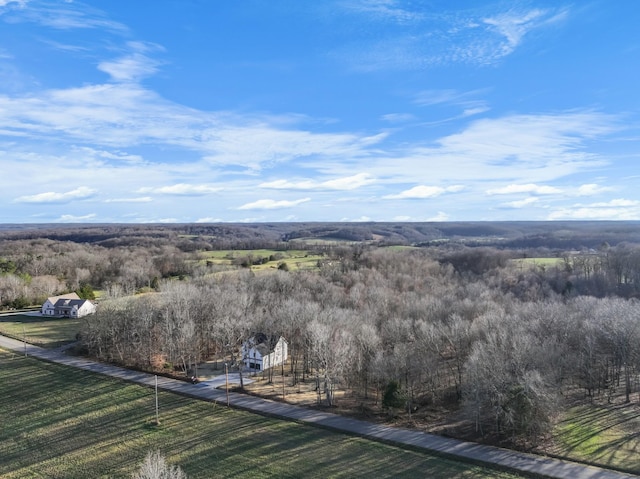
xmin=550 ymin=403 xmax=640 ymax=473
xmin=198 ymin=249 xmax=324 ymax=272
xmin=0 ymin=349 xmax=523 ymax=479
xmin=0 ymin=313 xmax=80 ymax=348
xmin=509 ymin=257 xmax=563 ymax=268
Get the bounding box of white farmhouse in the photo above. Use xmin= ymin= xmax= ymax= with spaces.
xmin=242 ymin=334 xmax=288 ymax=371
xmin=41 ymin=293 xmax=96 ymax=318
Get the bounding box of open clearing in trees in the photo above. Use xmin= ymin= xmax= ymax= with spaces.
xmin=0 ymin=348 xmax=525 ymax=479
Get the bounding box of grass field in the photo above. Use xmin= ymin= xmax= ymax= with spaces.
xmin=199 ymin=249 xmax=325 ymax=272
xmin=509 ymin=257 xmax=564 ymax=269
xmin=0 ymin=313 xmax=79 ymax=348
xmin=548 ymin=402 xmax=640 ymax=472
xmin=0 ymin=349 xmax=524 ymax=479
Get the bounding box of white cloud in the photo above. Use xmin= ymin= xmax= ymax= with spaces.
xmin=260 ymin=173 xmax=375 ymax=191
xmin=389 ymin=212 xmax=450 ymax=222
xmin=0 ymin=80 xmax=384 ymax=170
xmin=56 ymin=213 xmax=97 ymax=223
xmin=14 ymin=186 xmax=96 ymax=203
xmin=576 ymin=183 xmax=615 ymax=196
xmin=383 ymin=184 xmax=464 ymax=199
xmin=462 ymin=106 xmax=490 ymax=117
xmin=75 ymin=146 xmax=144 ymax=164
xmin=341 ymin=215 xmax=372 ymax=222
xmin=589 ymin=199 xmax=640 ymax=207
xmin=356 ymin=112 xmax=615 ymax=187
xmin=427 ymin=211 xmax=449 ymax=222
xmin=98 ymin=44 xmax=163 ymax=83
xmin=137 ymin=184 xmax=221 ymax=195
xmin=237 ymin=198 xmax=310 ymax=210
xmin=501 ymin=197 xmax=540 ymax=208
xmin=487 ymin=183 xmax=562 ymax=195
xmin=195 ymin=217 xmax=222 ymax=223
xmin=548 ymin=199 xmax=640 ymax=220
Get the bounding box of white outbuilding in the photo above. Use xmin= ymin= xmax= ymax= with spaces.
xmin=242 ymin=335 xmax=288 ymax=371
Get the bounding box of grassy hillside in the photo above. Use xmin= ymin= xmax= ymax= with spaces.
xmin=0 ymin=349 xmax=524 ymax=479
xmin=0 ymin=314 xmax=80 ymax=347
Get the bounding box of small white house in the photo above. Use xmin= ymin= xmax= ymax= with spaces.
xmin=242 ymin=335 xmax=288 ymax=371
xmin=41 ymin=293 xmax=96 ymax=318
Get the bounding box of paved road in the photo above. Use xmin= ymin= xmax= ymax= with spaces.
xmin=0 ymin=335 xmax=637 ymax=479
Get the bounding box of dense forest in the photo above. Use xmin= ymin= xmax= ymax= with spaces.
xmin=2 ymin=222 xmax=640 ymax=447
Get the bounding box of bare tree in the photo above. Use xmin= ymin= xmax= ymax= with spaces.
xmin=132 ymin=451 xmax=187 ymax=479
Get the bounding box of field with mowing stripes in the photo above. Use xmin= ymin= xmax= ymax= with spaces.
xmin=0 ymin=313 xmax=80 ymax=348
xmin=0 ymin=349 xmax=523 ymax=478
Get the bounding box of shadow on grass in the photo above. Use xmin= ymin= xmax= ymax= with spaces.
xmin=0 ymin=350 xmax=523 ymax=479
xmin=553 ymin=402 xmax=640 ymax=472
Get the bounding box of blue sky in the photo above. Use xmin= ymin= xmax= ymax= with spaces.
xmin=1 ymin=0 xmax=639 ymax=223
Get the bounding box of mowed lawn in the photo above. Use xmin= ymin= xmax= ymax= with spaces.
xmin=0 ymin=349 xmax=524 ymax=479
xmin=0 ymin=314 xmax=80 ymax=348
xmin=550 ymin=402 xmax=640 ymax=472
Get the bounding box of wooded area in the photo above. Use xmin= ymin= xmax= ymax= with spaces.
xmin=2 ymin=222 xmax=640 ymax=448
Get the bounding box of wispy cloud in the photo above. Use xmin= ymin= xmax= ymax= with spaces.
xmin=344 ymin=111 xmax=615 ymax=193
xmin=98 ymin=53 xmax=160 ymax=83
xmin=98 ymin=42 xmax=164 ymax=83
xmin=137 ymin=183 xmax=221 ymax=196
xmin=482 ymin=8 xmax=568 ymax=59
xmin=0 ymin=81 xmax=380 ymax=170
xmin=333 ymin=4 xmax=570 ymax=71
xmin=576 ymin=183 xmax=615 ymax=196
xmin=414 ymin=89 xmax=490 ymax=119
xmin=341 ymin=0 xmax=423 ymax=24
xmin=14 ymin=186 xmax=96 ymax=203
xmin=0 ymin=0 xmax=28 ymax=9
xmin=260 ymin=173 xmax=375 ymax=191
xmin=8 ymin=1 xmax=127 ymax=32
xmin=237 ymin=198 xmax=310 ymax=210
xmin=383 ymin=184 xmax=464 ymax=200
xmin=104 ymin=197 xmax=152 ymax=203
xmin=500 ymin=197 xmax=540 ymax=209
xmin=487 ymin=183 xmax=562 ymax=195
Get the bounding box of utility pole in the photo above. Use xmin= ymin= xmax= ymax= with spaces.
xmin=225 ymin=362 xmax=230 ymax=406
xmin=155 ymin=375 xmax=159 ymax=425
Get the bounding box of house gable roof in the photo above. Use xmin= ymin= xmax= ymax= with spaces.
xmin=45 ymin=292 xmax=81 ymax=305
xmin=54 ymin=298 xmax=90 ymax=309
